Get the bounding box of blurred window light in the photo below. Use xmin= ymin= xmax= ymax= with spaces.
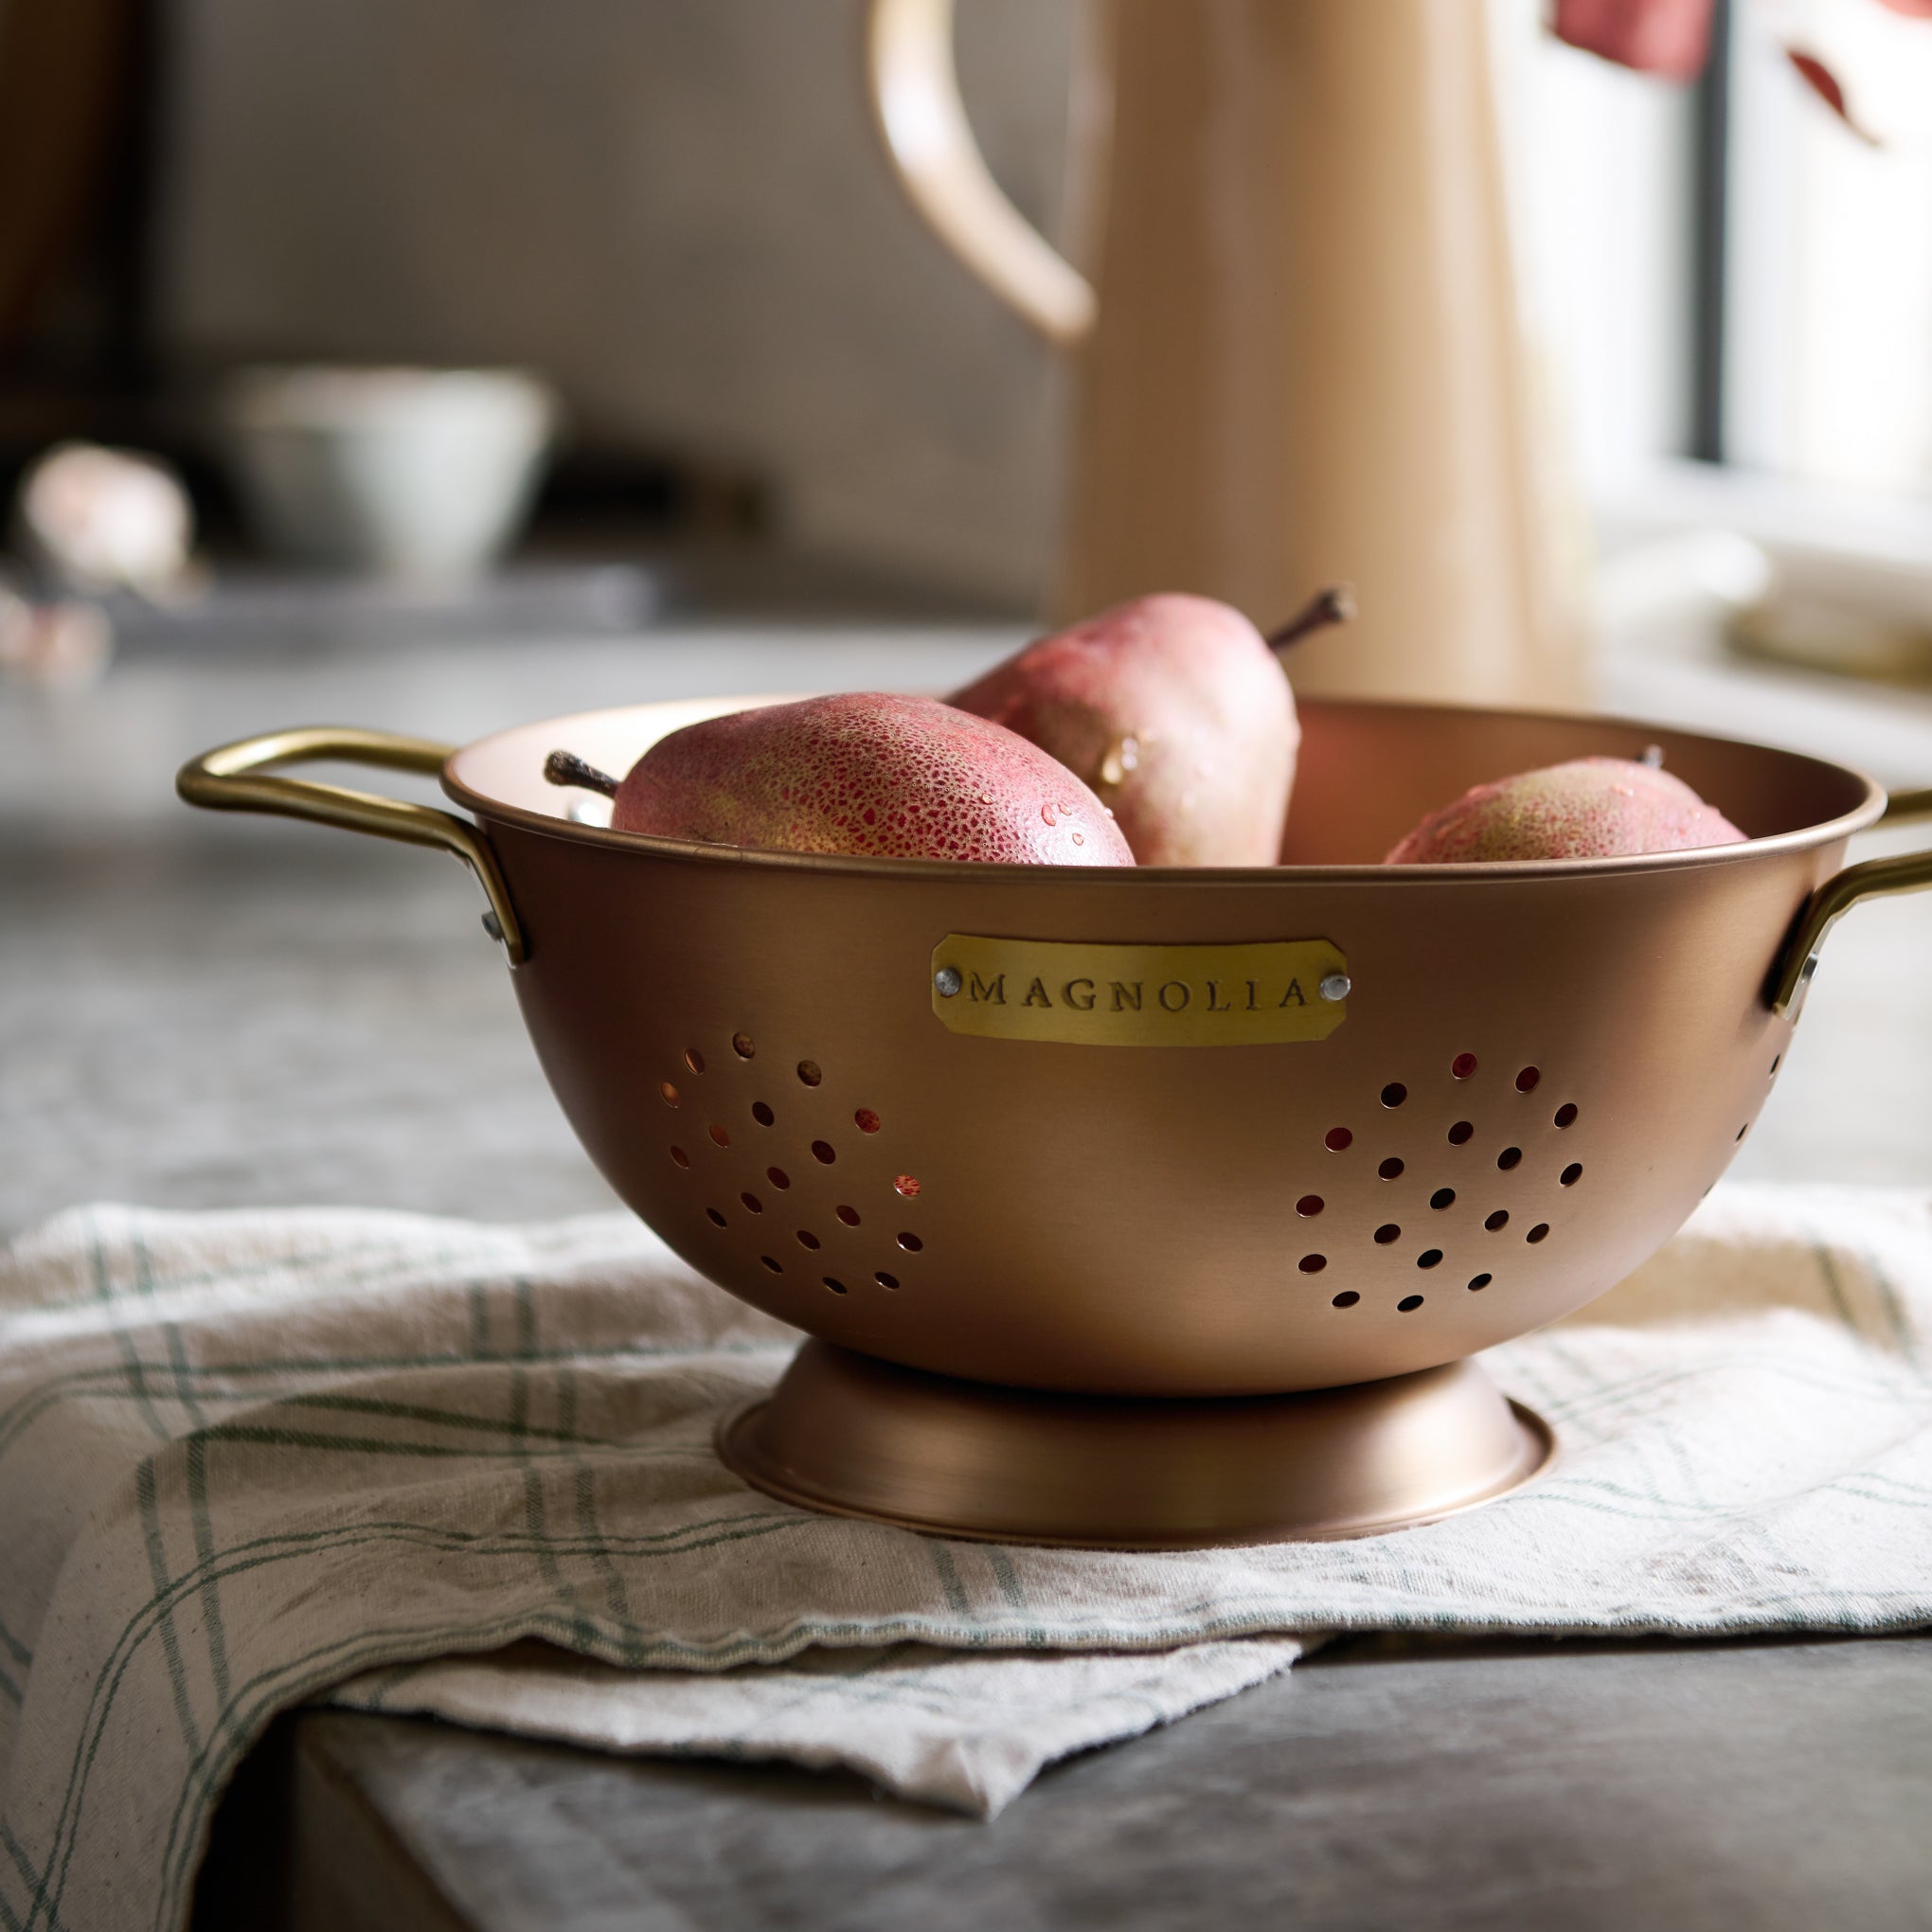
xmin=1518 ymin=12 xmax=1699 ymax=491
xmin=1726 ymin=0 xmax=1932 ymax=493
xmin=1526 ymin=0 xmax=1932 ymax=503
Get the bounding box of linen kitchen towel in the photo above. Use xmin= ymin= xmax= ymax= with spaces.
xmin=2 ymin=1184 xmax=1930 ymax=1932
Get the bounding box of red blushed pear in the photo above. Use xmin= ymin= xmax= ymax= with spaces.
xmin=1386 ymin=756 xmax=1747 ymax=864
xmin=544 ymin=692 xmax=1134 ymax=866
xmin=946 ymin=589 xmax=1350 ymax=868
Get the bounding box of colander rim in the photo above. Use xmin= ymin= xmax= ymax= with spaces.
xmin=444 ymin=692 xmax=1888 ymax=885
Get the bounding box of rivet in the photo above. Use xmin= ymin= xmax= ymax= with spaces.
xmin=1318 ymin=972 xmax=1351 ymax=1002
xmin=934 ymin=966 xmax=962 ymax=998
xmin=480 ymin=910 xmax=505 ymax=942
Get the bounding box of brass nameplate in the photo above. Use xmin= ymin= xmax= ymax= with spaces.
xmin=931 ymin=936 xmax=1347 ymax=1046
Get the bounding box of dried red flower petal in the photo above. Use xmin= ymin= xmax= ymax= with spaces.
xmin=1784 ymin=47 xmax=1880 ymax=145
xmin=1552 ymin=0 xmax=1716 ymax=80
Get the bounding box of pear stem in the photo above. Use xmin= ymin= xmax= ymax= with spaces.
xmin=544 ymin=749 xmax=620 ymax=797
xmin=1267 ymin=584 xmax=1356 ymax=654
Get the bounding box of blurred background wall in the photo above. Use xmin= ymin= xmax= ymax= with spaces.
xmin=3 ymin=0 xmax=1931 ymax=626
xmin=158 ymin=0 xmax=1078 ymax=606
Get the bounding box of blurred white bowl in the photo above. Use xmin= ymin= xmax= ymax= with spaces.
xmin=218 ymin=367 xmax=558 ymax=579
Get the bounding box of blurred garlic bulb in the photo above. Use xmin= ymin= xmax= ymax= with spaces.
xmin=15 ymin=442 xmax=193 ymax=596
xmin=0 ymin=580 xmax=27 ymax=661
xmin=0 ymin=585 xmax=114 ymax=691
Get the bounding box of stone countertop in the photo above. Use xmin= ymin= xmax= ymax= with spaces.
xmin=191 ymin=1634 xmax=1932 ymax=1932
xmin=0 ymin=621 xmax=1025 ymax=1235
xmin=4 ymin=615 xmax=1930 ymax=1232
xmin=5 ymin=809 xmax=1931 ymax=1237
xmin=4 ymin=610 xmax=1931 ymax=1929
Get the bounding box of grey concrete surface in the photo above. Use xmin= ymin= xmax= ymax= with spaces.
xmin=192 ymin=1635 xmax=1932 ymax=1932
xmin=0 ymin=832 xmax=616 ymax=1231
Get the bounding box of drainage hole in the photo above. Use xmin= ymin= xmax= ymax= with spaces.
xmin=1485 ymin=1209 xmax=1510 ymax=1231
xmin=752 ymin=1101 xmax=775 ymax=1127
xmin=1378 ymin=1156 xmax=1404 ymax=1180
xmin=1325 ymin=1127 xmax=1353 ymax=1152
xmin=1332 ymin=1291 xmax=1361 ymax=1309
xmin=705 ymin=1208 xmax=726 ymax=1228
xmin=1560 ymin=1163 xmax=1583 ymax=1187
xmin=1554 ymin=1102 xmax=1578 ymax=1128
xmin=708 ymin=1124 xmax=731 ymax=1148
xmin=733 ymin=1032 xmax=756 ymax=1059
xmin=796 ymin=1059 xmax=822 ymax=1086
xmin=796 ymin=1229 xmax=820 ymax=1250
xmin=670 ymin=1146 xmax=690 ymax=1170
xmin=1381 ymin=1082 xmax=1408 ymax=1108
xmin=811 ymin=1140 xmax=836 ymax=1164
xmin=1298 ymin=1254 xmax=1327 ymax=1274
xmin=875 ymin=1271 xmax=900 ymax=1290
xmin=739 ymin=1192 xmax=762 ymax=1214
xmin=1297 ymin=1194 xmax=1325 ymax=1218
xmin=660 ymin=1082 xmax=680 ymax=1108
xmin=1527 ymin=1223 xmax=1550 ymax=1243
xmin=1467 ymin=1272 xmax=1493 ymax=1292
xmin=1373 ymin=1224 xmax=1401 ymax=1246
xmin=760 ymin=1255 xmax=782 ymax=1273
xmin=684 ymin=1047 xmax=706 ymax=1074
xmin=1515 ymin=1065 xmax=1541 ymax=1092
xmin=898 ymin=1231 xmax=923 ymax=1253
xmin=1430 ymin=1188 xmax=1455 ymax=1210
xmin=1417 ymin=1249 xmax=1443 ymax=1269
xmin=855 ymin=1108 xmax=882 ymax=1134
xmin=766 ymin=1166 xmax=790 ymax=1190
xmin=894 ymin=1174 xmax=921 ymax=1197
xmin=1497 ymin=1146 xmax=1522 ymax=1171
xmin=835 ymin=1205 xmax=860 ymax=1225
xmin=1397 ymin=1294 xmax=1424 ymax=1313
xmin=1448 ymin=1120 xmax=1475 ymax=1145
xmin=823 ymin=1277 xmax=847 ymax=1295
xmin=1452 ymin=1052 xmax=1478 ymax=1080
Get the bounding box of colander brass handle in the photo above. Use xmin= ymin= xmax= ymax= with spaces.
xmin=175 ymin=725 xmax=527 ymax=965
xmin=1771 ymin=785 xmax=1932 ymax=1018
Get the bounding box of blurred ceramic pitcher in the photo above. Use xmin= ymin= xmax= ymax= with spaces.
xmin=867 ymin=0 xmax=1584 ymax=705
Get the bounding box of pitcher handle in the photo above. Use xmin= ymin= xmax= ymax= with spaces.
xmin=176 ymin=725 xmax=528 ymax=964
xmin=865 ymin=0 xmax=1097 ymax=346
xmin=1769 ymin=786 xmax=1932 ymax=1018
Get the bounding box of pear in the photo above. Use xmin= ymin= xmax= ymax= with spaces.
xmin=546 ymin=692 xmax=1134 ymax=865
xmin=1386 ymin=756 xmax=1747 ymax=864
xmin=947 ymin=593 xmax=1331 ymax=867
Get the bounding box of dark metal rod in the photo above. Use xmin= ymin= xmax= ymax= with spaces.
xmin=1689 ymin=0 xmax=1732 ymax=465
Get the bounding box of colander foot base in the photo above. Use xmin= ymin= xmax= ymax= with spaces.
xmin=717 ymin=1342 xmax=1555 ymax=1549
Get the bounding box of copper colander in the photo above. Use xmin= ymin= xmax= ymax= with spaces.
xmin=181 ymin=698 xmax=1932 ymax=1547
